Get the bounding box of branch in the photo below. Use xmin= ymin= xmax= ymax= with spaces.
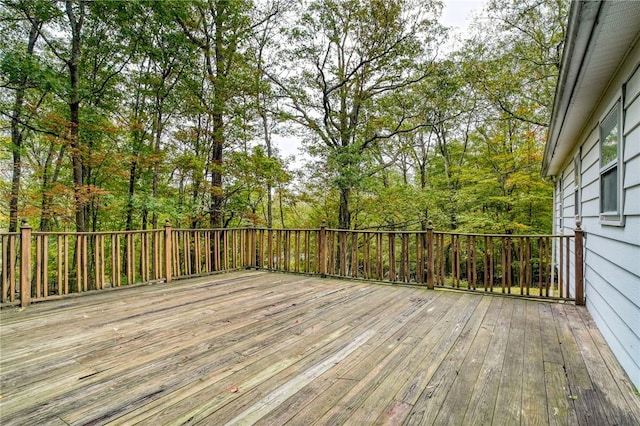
xmin=0 ymin=109 xmax=62 ymax=138
xmin=263 ymin=69 xmax=337 ymax=148
xmin=494 ymin=97 xmax=548 ymax=127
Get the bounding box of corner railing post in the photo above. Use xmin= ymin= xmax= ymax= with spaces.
xmin=319 ymin=222 xmax=327 ymax=277
xmin=20 ymin=220 xmax=32 ymax=307
xmin=574 ymin=221 xmax=584 ymax=305
xmin=427 ymin=221 xmax=434 ymax=290
xmin=164 ymin=221 xmax=172 ymax=283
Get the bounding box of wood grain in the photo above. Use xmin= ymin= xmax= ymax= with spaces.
xmin=0 ymin=271 xmax=638 ymax=425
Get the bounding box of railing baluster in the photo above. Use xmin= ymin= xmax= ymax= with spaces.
xmin=35 ymin=234 xmax=42 ymax=298
xmin=559 ymin=236 xmax=564 ymax=298
xmin=0 ymin=227 xmax=579 ymax=305
xmin=20 ymin=224 xmax=31 ymax=306
xmin=304 ymin=229 xmax=311 ymax=274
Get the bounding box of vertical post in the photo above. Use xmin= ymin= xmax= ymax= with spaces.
xmin=164 ymin=221 xmax=172 ymax=283
xmin=20 ymin=220 xmax=32 ymax=307
xmin=574 ymin=221 xmax=584 ymax=305
xmin=427 ymin=221 xmax=434 ymax=290
xmin=319 ymin=222 xmax=327 ymax=277
xmin=245 ymin=225 xmax=256 ymax=269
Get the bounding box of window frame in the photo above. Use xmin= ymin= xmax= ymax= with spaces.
xmin=557 ymin=176 xmax=563 ymax=232
xmin=598 ymin=97 xmax=625 ymax=226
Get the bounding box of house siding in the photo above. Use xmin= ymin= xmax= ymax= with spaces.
xmin=555 ymin=42 xmax=640 ymax=389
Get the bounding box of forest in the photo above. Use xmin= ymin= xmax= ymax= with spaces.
xmin=1 ymin=0 xmax=569 ymax=234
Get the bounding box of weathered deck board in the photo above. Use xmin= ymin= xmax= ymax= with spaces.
xmin=1 ymin=270 xmax=639 ymax=425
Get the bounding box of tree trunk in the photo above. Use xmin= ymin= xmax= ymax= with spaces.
xmin=9 ymin=18 xmax=41 ymax=232
xmin=39 ymin=144 xmax=66 ymax=231
xmin=125 ymin=158 xmax=137 ymax=231
xmin=151 ymin=108 xmax=163 ymax=229
xmin=261 ymin=109 xmax=273 ymax=228
xmin=209 ymin=125 xmax=224 ymax=228
xmin=66 ymin=0 xmax=86 ymax=232
xmin=9 ymin=92 xmax=24 ymax=233
xmin=338 ymin=187 xmax=351 ymax=230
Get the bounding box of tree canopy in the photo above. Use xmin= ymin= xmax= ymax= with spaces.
xmin=1 ymin=0 xmax=569 ymax=233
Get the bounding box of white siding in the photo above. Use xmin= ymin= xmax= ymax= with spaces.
xmin=555 ymin=47 xmax=640 ymax=389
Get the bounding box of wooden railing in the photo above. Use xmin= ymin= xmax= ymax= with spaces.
xmin=0 ymin=222 xmax=252 ymax=306
xmin=1 ymin=222 xmax=584 ymax=307
xmin=253 ymin=225 xmax=583 ymax=302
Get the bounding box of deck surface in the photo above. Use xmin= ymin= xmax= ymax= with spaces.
xmin=1 ymin=271 xmax=639 ymax=425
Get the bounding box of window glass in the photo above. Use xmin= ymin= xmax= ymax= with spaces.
xmin=600 ymin=167 xmax=618 ymax=213
xmin=600 ymin=103 xmax=619 ymax=166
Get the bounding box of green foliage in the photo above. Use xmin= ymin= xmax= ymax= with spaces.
xmin=0 ymin=0 xmax=566 ymax=234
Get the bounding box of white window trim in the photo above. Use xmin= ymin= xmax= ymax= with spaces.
xmin=598 ymin=94 xmax=625 ymax=226
xmin=557 ymin=176 xmax=563 ymax=232
xmin=574 ymin=149 xmax=581 ymax=220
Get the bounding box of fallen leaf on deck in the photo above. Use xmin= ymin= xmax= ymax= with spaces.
xmin=230 ymin=386 xmax=239 ymax=393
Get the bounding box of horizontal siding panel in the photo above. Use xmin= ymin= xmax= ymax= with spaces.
xmin=624 ymin=155 xmax=640 ymax=188
xmin=623 ymin=185 xmax=640 ymax=215
xmin=585 ymin=232 xmax=640 ymax=275
xmin=625 ymin=65 xmax=640 ymax=107
xmin=585 ymin=266 xmax=640 ymax=353
xmin=587 ymin=287 xmax=640 ymax=389
xmin=582 ymin=215 xmax=640 ymax=245
xmin=582 ymin=126 xmax=598 ymax=153
xmin=625 ymin=125 xmax=640 ymax=161
xmin=581 ymin=198 xmax=599 ymax=217
xmin=582 ymin=179 xmax=599 ymax=203
xmin=580 ymin=216 xmax=601 ymax=232
xmin=586 ymin=246 xmax=640 ymax=308
xmin=624 ymin=95 xmax=640 ymax=133
xmin=562 ymin=207 xmax=575 ymax=223
xmin=562 ymin=216 xmax=577 ymax=231
xmin=582 ymin=131 xmax=599 ymax=166
xmin=582 ymin=158 xmax=599 ymax=188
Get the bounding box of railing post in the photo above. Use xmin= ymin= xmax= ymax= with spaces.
xmin=427 ymin=221 xmax=434 ymax=290
xmin=20 ymin=220 xmax=32 ymax=307
xmin=245 ymin=225 xmax=256 ymax=269
xmin=319 ymin=222 xmax=327 ymax=277
xmin=164 ymin=221 xmax=172 ymax=283
xmin=574 ymin=221 xmax=584 ymax=305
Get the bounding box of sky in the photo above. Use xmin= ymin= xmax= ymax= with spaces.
xmin=275 ymin=0 xmax=488 ymax=167
xmin=440 ymin=0 xmax=487 ymax=32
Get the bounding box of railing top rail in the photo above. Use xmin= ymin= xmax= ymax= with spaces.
xmin=30 ymin=229 xmax=165 ymax=236
xmin=254 ymin=228 xmax=318 ymax=232
xmin=2 ymin=227 xmax=575 ymax=239
xmin=325 ymin=228 xmax=572 ymax=238
xmin=432 ymin=231 xmax=573 ymax=238
xmin=173 ymin=227 xmax=252 ymax=232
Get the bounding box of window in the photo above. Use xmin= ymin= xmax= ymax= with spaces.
xmin=599 ymin=100 xmax=623 ymax=225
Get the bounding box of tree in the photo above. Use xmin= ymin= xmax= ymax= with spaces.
xmin=173 ymin=0 xmax=258 ymax=228
xmin=467 ymin=0 xmax=568 ymax=128
xmin=272 ymin=0 xmax=444 ymax=229
xmin=1 ymin=0 xmax=48 ymax=231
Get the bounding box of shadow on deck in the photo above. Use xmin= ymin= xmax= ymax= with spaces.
xmin=1 ymin=271 xmax=638 ymax=425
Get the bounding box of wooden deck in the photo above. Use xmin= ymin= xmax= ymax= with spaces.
xmin=1 ymin=271 xmax=638 ymax=425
